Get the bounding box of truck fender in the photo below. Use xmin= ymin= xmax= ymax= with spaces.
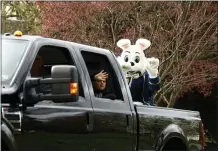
xmin=155 ymin=124 xmax=189 ymax=151
xmin=1 ymin=119 xmax=17 ymax=151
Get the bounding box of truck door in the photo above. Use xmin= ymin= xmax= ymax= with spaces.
xmin=17 ymin=43 xmax=94 ymax=151
xmin=78 ymin=50 xmax=135 ymax=151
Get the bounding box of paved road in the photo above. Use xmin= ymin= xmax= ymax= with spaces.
xmin=204 ymin=143 xmax=217 ymax=151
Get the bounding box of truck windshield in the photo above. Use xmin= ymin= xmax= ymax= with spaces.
xmin=2 ymin=39 xmax=29 ymax=84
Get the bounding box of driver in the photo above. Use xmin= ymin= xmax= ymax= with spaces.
xmin=30 ymin=54 xmax=51 ymax=94
xmin=31 ymin=55 xmax=47 ymax=77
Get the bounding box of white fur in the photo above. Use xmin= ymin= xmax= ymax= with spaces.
xmin=117 ymin=38 xmax=159 ymax=79
xmin=135 ymin=39 xmax=151 ymax=50
xmin=117 ymin=39 xmax=131 ymax=50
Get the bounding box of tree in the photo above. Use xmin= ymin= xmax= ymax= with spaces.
xmin=36 ymin=2 xmax=108 ymax=44
xmin=1 ymin=1 xmax=41 ymax=34
xmin=138 ymin=2 xmax=217 ymax=107
xmin=37 ymin=1 xmax=217 ymax=107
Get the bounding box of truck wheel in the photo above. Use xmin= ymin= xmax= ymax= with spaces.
xmin=1 ymin=122 xmax=17 ymax=151
xmin=162 ymin=137 xmax=187 ymax=151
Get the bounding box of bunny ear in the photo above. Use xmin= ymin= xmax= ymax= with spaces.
xmin=117 ymin=39 xmax=131 ymax=50
xmin=135 ymin=39 xmax=151 ymax=51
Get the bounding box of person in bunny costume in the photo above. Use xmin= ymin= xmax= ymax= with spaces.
xmin=117 ymin=38 xmax=160 ymax=106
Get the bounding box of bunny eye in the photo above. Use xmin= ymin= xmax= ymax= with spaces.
xmin=124 ymin=56 xmax=129 ymax=62
xmin=135 ymin=56 xmax=140 ymax=63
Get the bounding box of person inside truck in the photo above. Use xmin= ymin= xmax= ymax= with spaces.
xmin=91 ymin=70 xmax=116 ymax=100
xmin=31 ymin=54 xmax=49 ymax=78
xmin=30 ymin=54 xmax=51 ymax=94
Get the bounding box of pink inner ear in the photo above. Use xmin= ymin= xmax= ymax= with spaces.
xmin=139 ymin=43 xmax=145 ymax=49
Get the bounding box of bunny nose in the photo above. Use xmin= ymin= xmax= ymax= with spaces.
xmin=130 ymin=62 xmax=135 ymax=66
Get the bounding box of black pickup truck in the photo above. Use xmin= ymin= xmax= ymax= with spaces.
xmin=1 ymin=33 xmax=205 ymax=151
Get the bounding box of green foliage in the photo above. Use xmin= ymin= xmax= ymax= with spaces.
xmin=1 ymin=1 xmax=41 ymax=34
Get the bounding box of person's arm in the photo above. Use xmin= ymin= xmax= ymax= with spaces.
xmin=143 ymin=73 xmax=160 ymax=101
xmin=148 ymin=75 xmax=160 ymax=92
xmin=91 ymin=70 xmax=108 ymax=81
xmin=145 ymin=57 xmax=160 ymax=94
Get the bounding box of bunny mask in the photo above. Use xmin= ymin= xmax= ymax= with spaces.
xmin=117 ymin=38 xmax=153 ymax=79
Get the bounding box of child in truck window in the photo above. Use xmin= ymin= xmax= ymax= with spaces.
xmin=91 ymin=70 xmax=116 ymax=100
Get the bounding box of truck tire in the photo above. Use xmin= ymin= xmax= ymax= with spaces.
xmin=1 ymin=135 xmax=16 ymax=151
xmin=1 ymin=123 xmax=17 ymax=151
xmin=162 ymin=137 xmax=187 ymax=151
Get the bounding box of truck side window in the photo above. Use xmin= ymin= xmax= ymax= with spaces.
xmin=81 ymin=51 xmax=124 ymax=101
xmin=30 ymin=46 xmax=84 ymax=97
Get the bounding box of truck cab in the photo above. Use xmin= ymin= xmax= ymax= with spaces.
xmin=1 ymin=32 xmax=205 ymax=151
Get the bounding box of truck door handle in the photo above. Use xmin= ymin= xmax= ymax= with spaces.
xmin=126 ymin=115 xmax=132 ymax=133
xmin=86 ymin=112 xmax=93 ymax=132
xmin=86 ymin=112 xmax=90 ymax=124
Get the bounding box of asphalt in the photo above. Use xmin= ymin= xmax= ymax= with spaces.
xmin=204 ymin=142 xmax=217 ymax=151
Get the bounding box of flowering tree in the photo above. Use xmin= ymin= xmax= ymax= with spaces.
xmin=36 ymin=2 xmax=108 ymax=44
xmin=37 ymin=1 xmax=217 ymax=107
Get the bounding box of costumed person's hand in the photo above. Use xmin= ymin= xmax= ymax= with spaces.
xmin=94 ymin=70 xmax=108 ymax=80
xmin=145 ymin=57 xmax=159 ymax=78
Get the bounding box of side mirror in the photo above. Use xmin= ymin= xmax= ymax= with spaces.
xmin=23 ymin=65 xmax=79 ymax=106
